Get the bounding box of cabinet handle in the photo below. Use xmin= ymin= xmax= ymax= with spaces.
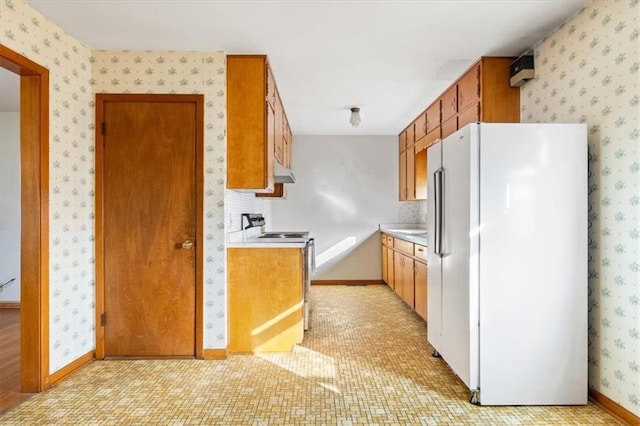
xmin=459 ymin=94 xmax=463 ymax=107
xmin=451 ymin=98 xmax=456 ymax=110
xmin=417 ymin=248 xmax=423 ymax=252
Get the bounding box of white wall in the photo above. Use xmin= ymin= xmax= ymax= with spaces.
xmin=0 ymin=112 xmax=20 ymax=302
xmin=271 ymin=135 xmax=400 ymax=280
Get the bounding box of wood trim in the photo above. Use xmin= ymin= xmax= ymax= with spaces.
xmin=194 ymin=95 xmax=205 ymax=360
xmin=203 ymin=349 xmax=228 ymax=360
xmin=0 ymin=302 xmax=21 ymax=309
xmin=94 ymin=94 xmax=105 ymax=360
xmin=589 ymin=389 xmax=639 ymax=426
xmin=94 ymin=94 xmax=205 ymax=360
xmin=48 ymin=351 xmax=94 ymax=387
xmin=311 ymin=280 xmax=385 ymax=286
xmin=0 ymin=43 xmax=49 ymax=393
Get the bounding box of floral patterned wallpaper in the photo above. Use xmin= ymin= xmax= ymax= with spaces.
xmin=521 ymin=0 xmax=639 ymax=415
xmin=91 ymin=51 xmax=228 ymax=350
xmin=0 ymin=0 xmax=95 ymax=373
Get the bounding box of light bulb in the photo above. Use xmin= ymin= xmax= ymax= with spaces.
xmin=350 ymin=107 xmax=361 ymax=128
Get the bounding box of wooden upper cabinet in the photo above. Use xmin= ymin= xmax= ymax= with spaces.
xmin=227 ymin=55 xmax=280 ymax=192
xmin=397 ymin=57 xmax=519 ymax=201
xmin=406 ymin=145 xmax=416 ymax=200
xmin=399 ymin=150 xmax=408 ymax=201
xmin=414 ymin=113 xmax=427 ymax=142
xmin=441 ymin=85 xmax=458 ymax=122
xmin=458 ymin=101 xmax=481 ymax=130
xmin=441 ymin=116 xmax=457 ymax=139
xmin=458 ymin=64 xmax=480 ymax=112
xmin=399 ymin=130 xmax=407 ymax=153
xmin=274 ymin=91 xmax=284 ymax=166
xmin=425 ymin=101 xmax=440 ymax=133
xmin=283 ymin=117 xmax=292 ymax=169
xmin=266 ymin=66 xmax=276 ymax=109
xmin=479 ymin=57 xmax=521 ymax=123
xmin=406 ymin=123 xmax=415 ymax=148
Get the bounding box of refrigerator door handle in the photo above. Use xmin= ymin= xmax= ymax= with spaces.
xmin=434 ymin=168 xmax=444 ymax=256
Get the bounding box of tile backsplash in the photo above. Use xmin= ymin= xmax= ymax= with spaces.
xmin=399 ymin=201 xmax=427 ymax=224
xmin=225 ymin=190 xmax=272 ymax=232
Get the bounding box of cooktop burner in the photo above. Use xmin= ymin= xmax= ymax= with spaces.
xmin=258 ymin=233 xmax=308 ymax=239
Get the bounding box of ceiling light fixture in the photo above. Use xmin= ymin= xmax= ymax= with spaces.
xmin=349 ymin=107 xmax=361 ymax=128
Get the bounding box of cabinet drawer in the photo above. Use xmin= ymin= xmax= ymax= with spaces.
xmin=394 ymin=238 xmax=413 ymax=255
xmin=414 ymin=244 xmax=427 ymax=262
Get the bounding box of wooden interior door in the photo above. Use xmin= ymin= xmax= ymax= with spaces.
xmin=100 ymin=96 xmax=199 ymax=357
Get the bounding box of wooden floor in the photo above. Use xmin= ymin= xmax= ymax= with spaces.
xmin=0 ymin=308 xmax=31 ymax=414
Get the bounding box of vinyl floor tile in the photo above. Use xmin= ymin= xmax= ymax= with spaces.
xmin=0 ymin=285 xmax=620 ymax=425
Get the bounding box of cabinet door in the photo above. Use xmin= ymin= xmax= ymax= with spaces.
xmin=414 ymin=261 xmax=427 ymax=320
xmin=393 ymin=252 xmax=403 ymax=298
xmin=441 ymin=86 xmax=458 ymax=121
xmin=407 ymin=147 xmax=415 ymax=200
xmin=426 ymin=101 xmax=441 ymax=133
xmin=265 ymin=102 xmax=275 ymax=191
xmin=274 ymin=92 xmax=284 ymax=165
xmin=386 ymin=246 xmax=395 ymax=290
xmin=399 ymin=150 xmax=407 ymax=200
xmin=381 ymin=238 xmax=388 ymax=284
xmin=441 ymin=116 xmax=457 ymax=140
xmin=414 ymin=113 xmax=427 ymax=142
xmin=415 ymin=147 xmax=427 ymax=200
xmin=406 ymin=123 xmax=415 ymax=148
xmin=401 ymin=255 xmax=415 ymax=308
xmin=266 ymin=64 xmax=276 ymax=109
xmin=399 ymin=130 xmax=407 ymax=153
xmin=458 ymin=101 xmax=480 ymax=130
xmin=458 ymin=64 xmax=480 ymax=112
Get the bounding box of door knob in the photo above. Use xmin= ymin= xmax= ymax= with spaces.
xmin=181 ymin=240 xmax=194 ymax=249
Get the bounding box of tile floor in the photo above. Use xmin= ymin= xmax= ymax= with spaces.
xmin=0 ymin=285 xmax=620 ymax=425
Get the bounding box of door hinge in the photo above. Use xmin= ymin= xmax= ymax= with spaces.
xmin=100 ymin=313 xmax=106 ymax=326
xmin=101 ymin=122 xmax=106 ymax=135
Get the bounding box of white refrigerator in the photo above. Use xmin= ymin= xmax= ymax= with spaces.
xmin=426 ymin=123 xmax=588 ymax=406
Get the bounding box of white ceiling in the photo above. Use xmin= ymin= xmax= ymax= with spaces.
xmin=15 ymin=1 xmax=585 ymax=134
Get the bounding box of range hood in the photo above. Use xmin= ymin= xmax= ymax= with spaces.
xmin=274 ymin=161 xmax=295 ymax=184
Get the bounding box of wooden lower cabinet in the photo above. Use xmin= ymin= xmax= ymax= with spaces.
xmin=414 ymin=261 xmax=428 ymax=320
xmin=381 ymin=239 xmax=388 ymax=283
xmin=227 ymin=247 xmax=304 ymax=353
xmin=381 ymin=234 xmax=427 ymax=320
xmin=400 ymin=254 xmax=415 ymax=308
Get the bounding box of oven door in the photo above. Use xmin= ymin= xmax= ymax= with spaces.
xmin=303 ymin=238 xmax=315 ymax=330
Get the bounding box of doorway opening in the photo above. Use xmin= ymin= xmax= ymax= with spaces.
xmin=0 ymin=44 xmax=49 ymax=409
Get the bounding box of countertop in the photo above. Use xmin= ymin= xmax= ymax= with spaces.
xmin=226 ymin=228 xmax=308 ymax=249
xmin=379 ymin=223 xmax=428 ymax=246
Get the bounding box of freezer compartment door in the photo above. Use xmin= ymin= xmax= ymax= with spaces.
xmin=426 ymin=141 xmax=442 ymax=352
xmin=439 ymin=124 xmax=479 ymax=390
